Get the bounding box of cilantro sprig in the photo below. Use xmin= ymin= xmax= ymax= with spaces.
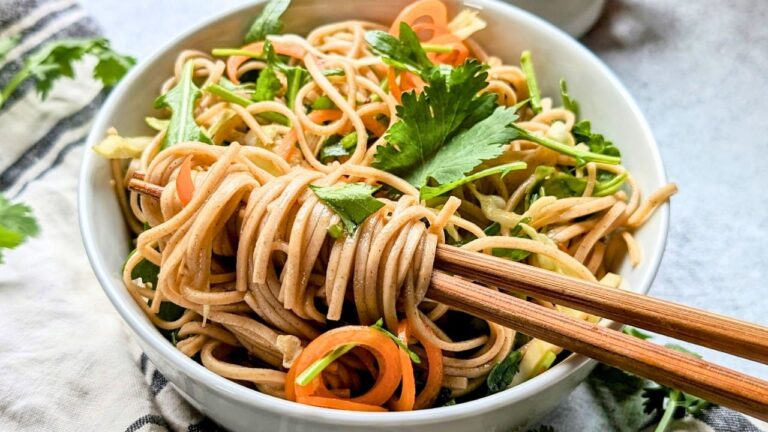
xmin=365 ymin=23 xmax=433 ymax=74
xmin=487 ymin=350 xmax=522 ymax=394
xmin=0 ymin=193 xmax=40 ymax=264
xmin=0 ymin=37 xmax=135 ymax=109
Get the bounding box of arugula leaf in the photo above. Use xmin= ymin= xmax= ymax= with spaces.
xmin=264 ymin=40 xmax=309 ymax=109
xmin=154 ymin=61 xmax=211 ymax=148
xmin=309 ymin=183 xmax=384 ymax=234
xmin=520 ymin=50 xmax=542 ymax=114
xmin=244 ymin=0 xmax=291 ymax=43
xmin=487 ymin=350 xmax=522 ymax=394
xmin=572 ymin=120 xmax=621 ymax=158
xmin=421 ymin=162 xmax=526 ymax=200
xmin=559 ymin=79 xmax=580 ymax=117
xmin=365 ymin=22 xmax=432 ymax=73
xmin=371 ymin=318 xmax=421 ymax=363
xmin=0 ymin=35 xmax=19 ymax=61
xmin=0 ymin=194 xmax=40 ymax=264
xmin=253 ymin=67 xmax=282 ymax=102
xmin=0 ymin=38 xmax=135 ymax=109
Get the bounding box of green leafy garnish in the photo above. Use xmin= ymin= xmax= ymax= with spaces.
xmin=311 ymin=95 xmax=335 ymax=110
xmin=309 ymin=183 xmax=384 ymax=234
xmin=0 ymin=38 xmax=135 ymax=109
xmin=490 ymin=217 xmax=533 ymax=262
xmin=154 ymin=61 xmax=211 ymax=148
xmin=364 ymin=23 xmax=432 ymax=73
xmin=572 ymin=120 xmax=621 ymax=158
xmin=204 ymin=83 xmax=252 ymax=107
xmin=295 ymin=318 xmax=420 ymax=387
xmin=124 ymin=249 xmax=161 ymax=287
xmin=373 ymin=59 xmax=509 ymax=188
xmin=526 ymin=166 xmax=627 ymax=206
xmin=253 ymin=67 xmax=281 ymax=102
xmin=0 ymin=194 xmax=40 ymax=264
xmin=559 ymin=79 xmax=580 ymax=117
xmin=263 ymin=40 xmax=308 ymax=109
xmin=520 ymin=50 xmax=541 ymax=114
xmin=420 ymin=162 xmax=526 ymax=200
xmin=145 ymin=117 xmax=170 ymax=131
xmin=371 ymin=318 xmax=421 ymax=363
xmin=319 ymin=132 xmax=357 ymax=162
xmin=244 ymin=0 xmax=291 ymax=43
xmin=487 ymin=350 xmax=522 ymax=394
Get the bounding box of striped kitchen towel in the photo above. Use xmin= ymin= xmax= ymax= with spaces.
xmin=0 ymin=0 xmax=765 ymax=431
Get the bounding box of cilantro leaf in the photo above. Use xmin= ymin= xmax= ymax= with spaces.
xmin=253 ymin=66 xmax=282 ymax=102
xmin=487 ymin=350 xmax=522 ymax=394
xmin=365 ymin=23 xmax=432 ymax=73
xmin=572 ymin=120 xmax=621 ymax=158
xmin=559 ymin=79 xmax=580 ymax=117
xmin=244 ymin=0 xmax=291 ymax=43
xmin=0 ymin=194 xmax=40 ymax=264
xmin=0 ymin=38 xmax=135 ymax=109
xmin=421 ymin=162 xmax=526 ymax=201
xmin=373 ymin=60 xmax=507 ymax=187
xmin=154 ymin=61 xmax=211 ymax=148
xmin=309 ymin=183 xmax=384 ymax=234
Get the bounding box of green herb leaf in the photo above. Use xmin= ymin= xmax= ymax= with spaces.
xmin=309 ymin=183 xmax=384 ymax=234
xmin=319 ymin=132 xmax=357 ymax=162
xmin=490 ymin=217 xmax=532 ymax=261
xmin=0 ymin=38 xmax=134 ymax=109
xmin=264 ymin=40 xmax=309 ymax=109
xmin=512 ymin=124 xmax=620 ymax=165
xmin=0 ymin=194 xmax=40 ymax=264
xmin=253 ymin=67 xmax=281 ymax=102
xmin=520 ymin=50 xmax=541 ymax=114
xmin=420 ymin=162 xmax=526 ymax=200
xmin=311 ymin=95 xmax=335 ymax=110
xmin=559 ymin=79 xmax=580 ymax=117
xmin=145 ymin=117 xmax=170 ymax=131
xmin=487 ymin=350 xmax=522 ymax=394
xmin=124 ymin=249 xmax=161 ymax=287
xmin=364 ymin=23 xmax=432 ymax=73
xmin=244 ymin=0 xmax=291 ymax=43
xmin=154 ymin=61 xmax=211 ymax=148
xmin=572 ymin=120 xmax=621 ymax=158
xmin=371 ymin=318 xmax=421 ymax=364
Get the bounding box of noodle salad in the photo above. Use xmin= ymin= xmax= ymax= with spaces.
xmin=95 ymin=0 xmax=676 ymax=412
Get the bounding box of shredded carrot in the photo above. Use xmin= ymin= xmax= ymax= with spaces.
xmin=390 ymin=0 xmax=449 ymax=38
xmin=361 ymin=114 xmax=387 ymax=137
xmin=296 ymin=395 xmax=388 ymax=412
xmin=426 ymin=33 xmax=470 ymax=66
xmin=387 ymin=67 xmax=402 ymax=103
xmin=308 ymin=109 xmax=343 ymax=124
xmin=399 ymin=72 xmax=425 ymax=93
xmin=389 ymin=321 xmax=416 ymax=411
xmin=176 ymin=155 xmax=194 ymax=206
xmin=226 ymin=40 xmax=307 ymax=84
xmin=289 ymin=326 xmax=402 ymax=409
xmin=414 ymin=324 xmax=443 ymax=409
xmin=273 ymin=129 xmax=298 ymax=162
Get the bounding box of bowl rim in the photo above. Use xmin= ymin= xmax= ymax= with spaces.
xmin=78 ymin=0 xmax=669 ymax=426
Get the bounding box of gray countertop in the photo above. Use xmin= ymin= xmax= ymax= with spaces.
xmin=80 ymin=0 xmax=768 ymax=394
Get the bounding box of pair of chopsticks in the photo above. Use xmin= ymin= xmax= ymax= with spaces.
xmin=127 ymin=174 xmax=768 ymax=419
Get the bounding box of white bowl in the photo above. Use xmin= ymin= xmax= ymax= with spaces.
xmin=78 ymin=1 xmax=669 ymax=431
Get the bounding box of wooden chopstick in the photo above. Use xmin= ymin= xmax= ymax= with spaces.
xmin=428 ymin=271 xmax=768 ymax=420
xmin=126 ymin=176 xmax=768 ymax=417
xmin=433 ymin=244 xmax=768 ymax=365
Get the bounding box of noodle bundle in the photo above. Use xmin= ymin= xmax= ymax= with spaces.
xmin=99 ymin=0 xmax=676 ymax=411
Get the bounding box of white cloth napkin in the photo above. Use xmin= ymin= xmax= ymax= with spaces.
xmin=0 ymin=1 xmax=765 ymax=431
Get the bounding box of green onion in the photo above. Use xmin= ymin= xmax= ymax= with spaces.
xmin=371 ymin=319 xmax=421 ymax=364
xmin=511 ymin=125 xmax=621 ymax=165
xmin=421 ymin=43 xmax=453 ymax=54
xmin=295 ymin=343 xmax=355 ymax=386
xmin=420 ymin=162 xmax=527 ymax=201
xmin=520 ymin=50 xmax=542 ymax=114
xmin=211 ymin=48 xmax=265 ymax=59
xmin=204 ymin=83 xmax=252 ymax=107
xmin=594 ymin=172 xmax=628 ymax=196
xmin=327 ymin=223 xmax=343 ymax=239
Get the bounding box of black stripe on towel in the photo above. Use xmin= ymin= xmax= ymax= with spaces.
xmin=699 ymin=406 xmax=763 ymax=432
xmin=188 ymin=418 xmax=224 ymax=432
xmin=124 ymin=414 xmax=168 ymax=432
xmin=0 ymin=17 xmax=101 ymax=109
xmin=140 ymin=353 xmax=149 ymax=374
xmin=0 ymin=0 xmax=65 ymax=29
xmin=149 ymin=369 xmax=169 ymax=397
xmin=0 ymin=90 xmax=105 ymax=191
